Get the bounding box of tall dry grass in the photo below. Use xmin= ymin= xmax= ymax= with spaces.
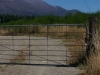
xmin=84 ymin=52 xmax=100 ymax=75
xmin=64 ymin=27 xmax=86 ymax=65
xmin=37 ymin=26 xmax=87 ymax=65
xmin=81 ymin=29 xmax=100 ymax=75
xmin=0 ymin=28 xmax=12 ymax=35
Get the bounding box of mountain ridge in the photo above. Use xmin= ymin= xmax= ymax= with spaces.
xmin=0 ymin=0 xmax=79 ymax=16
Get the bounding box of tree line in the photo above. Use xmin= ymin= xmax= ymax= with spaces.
xmin=0 ymin=11 xmax=100 ymax=25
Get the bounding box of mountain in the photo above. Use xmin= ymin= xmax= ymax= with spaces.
xmin=0 ymin=0 xmax=79 ymax=16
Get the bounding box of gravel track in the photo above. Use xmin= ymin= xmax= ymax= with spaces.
xmin=0 ymin=36 xmax=83 ymax=75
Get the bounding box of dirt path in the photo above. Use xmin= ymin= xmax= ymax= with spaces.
xmin=0 ymin=65 xmax=83 ymax=75
xmin=0 ymin=36 xmax=83 ymax=75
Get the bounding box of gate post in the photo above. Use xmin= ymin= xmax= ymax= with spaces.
xmin=87 ymin=17 xmax=97 ymax=56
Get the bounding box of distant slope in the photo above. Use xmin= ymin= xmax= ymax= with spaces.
xmin=0 ymin=0 xmax=79 ymax=16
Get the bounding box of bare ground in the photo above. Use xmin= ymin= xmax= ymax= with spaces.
xmin=0 ymin=36 xmax=83 ymax=75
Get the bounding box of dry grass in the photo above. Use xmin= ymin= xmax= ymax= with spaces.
xmin=10 ymin=50 xmax=28 ymax=63
xmin=2 ymin=25 xmax=100 ymax=75
xmin=80 ymin=29 xmax=100 ymax=75
xmin=0 ymin=28 xmax=12 ymax=35
xmin=64 ymin=27 xmax=86 ymax=65
xmin=0 ymin=25 xmax=86 ymax=65
xmin=83 ymin=52 xmax=100 ymax=75
xmin=67 ymin=39 xmax=86 ymax=65
xmin=39 ymin=26 xmax=87 ymax=65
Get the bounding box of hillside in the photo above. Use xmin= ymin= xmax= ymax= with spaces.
xmin=0 ymin=0 xmax=78 ymax=16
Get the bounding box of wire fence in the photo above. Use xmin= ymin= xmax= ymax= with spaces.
xmin=0 ymin=24 xmax=87 ymax=66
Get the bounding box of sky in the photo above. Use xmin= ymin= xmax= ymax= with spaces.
xmin=43 ymin=0 xmax=100 ymax=13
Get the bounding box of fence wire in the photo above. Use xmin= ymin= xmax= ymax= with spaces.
xmin=0 ymin=24 xmax=87 ymax=66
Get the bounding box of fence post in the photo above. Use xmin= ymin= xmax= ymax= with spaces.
xmin=87 ymin=17 xmax=97 ymax=56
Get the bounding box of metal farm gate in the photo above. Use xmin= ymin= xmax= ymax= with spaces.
xmin=0 ymin=24 xmax=87 ymax=66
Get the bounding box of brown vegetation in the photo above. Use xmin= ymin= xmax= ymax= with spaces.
xmin=81 ymin=29 xmax=100 ymax=75
xmin=0 ymin=25 xmax=87 ymax=65
xmin=10 ymin=50 xmax=28 ymax=63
